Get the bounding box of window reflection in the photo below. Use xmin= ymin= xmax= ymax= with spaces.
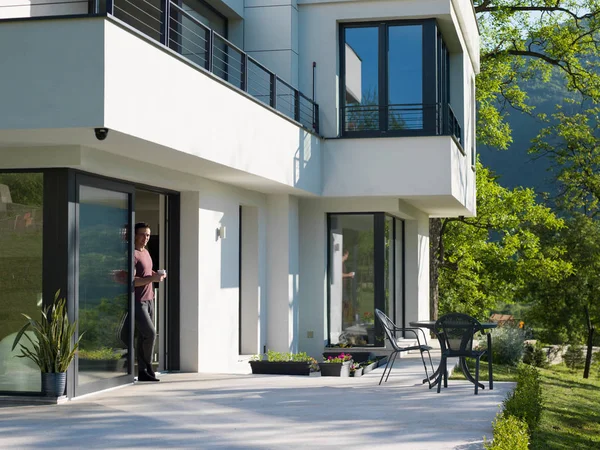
xmin=388 ymin=25 xmax=423 ymax=130
xmin=329 ymin=214 xmax=375 ymax=346
xmin=0 ymin=173 xmax=43 ymax=392
xmin=77 ymin=186 xmax=130 ymax=389
xmin=344 ymin=27 xmax=379 ymax=132
xmin=329 ymin=213 xmax=404 ymax=347
xmin=342 ymin=22 xmax=450 ymax=136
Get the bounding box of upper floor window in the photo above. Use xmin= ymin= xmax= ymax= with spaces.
xmin=340 ymin=20 xmax=457 ymax=141
xmin=181 ymin=0 xmax=228 ymax=38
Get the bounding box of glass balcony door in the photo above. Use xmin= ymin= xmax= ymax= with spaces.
xmin=75 ymin=175 xmax=135 ymax=396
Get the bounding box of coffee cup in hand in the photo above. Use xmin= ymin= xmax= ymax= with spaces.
xmin=157 ymin=269 xmax=166 ymax=276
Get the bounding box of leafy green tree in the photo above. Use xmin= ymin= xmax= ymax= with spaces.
xmin=526 ymin=110 xmax=600 ymax=358
xmin=475 ymin=0 xmax=600 ymax=150
xmin=432 ymin=1 xmax=600 ymax=319
xmin=433 ymin=161 xmax=571 ymax=320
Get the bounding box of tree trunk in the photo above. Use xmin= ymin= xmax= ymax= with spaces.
xmin=584 ymin=306 xmax=595 ymax=379
xmin=430 ymin=218 xmax=443 ymax=322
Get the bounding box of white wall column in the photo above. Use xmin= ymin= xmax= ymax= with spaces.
xmin=404 ymin=214 xmax=430 ymax=324
xmin=244 ymin=0 xmax=298 ymax=86
xmin=266 ymin=194 xmax=299 ymax=353
xmin=240 ymin=205 xmax=260 ymax=355
xmin=179 ymin=191 xmax=201 ymax=372
xmin=297 ymin=199 xmax=327 ymax=358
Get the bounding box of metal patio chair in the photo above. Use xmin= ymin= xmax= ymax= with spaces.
xmin=375 ymin=309 xmax=435 ymax=386
xmin=434 ymin=313 xmax=487 ymax=394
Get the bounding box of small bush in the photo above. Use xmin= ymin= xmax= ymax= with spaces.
xmin=522 ymin=341 xmax=548 ymax=368
xmin=503 ymin=363 xmax=543 ymax=431
xmin=563 ymin=344 xmax=585 ymax=370
xmin=484 ymin=414 xmax=529 ymax=450
xmin=481 ymin=325 xmax=526 ymax=366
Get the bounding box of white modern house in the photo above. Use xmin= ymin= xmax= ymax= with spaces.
xmin=0 ymin=0 xmax=478 ymax=398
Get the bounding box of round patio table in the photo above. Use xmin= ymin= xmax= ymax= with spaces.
xmin=409 ymin=320 xmax=497 ymax=390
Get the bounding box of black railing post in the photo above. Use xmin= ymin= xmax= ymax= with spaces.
xmin=294 ymin=90 xmax=300 ymax=122
xmin=242 ymin=54 xmax=249 ymax=92
xmin=270 ymin=74 xmax=277 ymax=109
xmin=314 ymin=104 xmax=319 ymax=134
xmin=160 ymin=0 xmax=170 ymax=46
xmin=207 ymin=29 xmax=214 ymax=73
xmin=105 ymin=0 xmax=113 ymax=15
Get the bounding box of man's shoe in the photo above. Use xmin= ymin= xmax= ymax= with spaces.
xmin=138 ymin=370 xmax=160 ymax=382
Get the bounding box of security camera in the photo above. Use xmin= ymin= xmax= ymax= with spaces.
xmin=94 ymin=127 xmax=109 ymax=141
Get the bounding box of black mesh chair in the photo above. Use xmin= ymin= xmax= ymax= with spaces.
xmin=434 ymin=313 xmax=487 ymax=394
xmin=375 ymin=309 xmax=435 ymax=386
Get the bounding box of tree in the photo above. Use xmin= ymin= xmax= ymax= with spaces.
xmin=475 ymin=0 xmax=600 ymax=150
xmin=433 ymin=161 xmax=571 ymax=320
xmin=527 ymin=107 xmax=600 ymax=369
xmin=431 ymin=1 xmax=600 ymax=319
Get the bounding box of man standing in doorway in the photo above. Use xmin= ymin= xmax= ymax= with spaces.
xmin=134 ymin=222 xmax=165 ymax=382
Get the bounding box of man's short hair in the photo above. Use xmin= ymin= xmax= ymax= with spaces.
xmin=135 ymin=222 xmax=151 ymax=234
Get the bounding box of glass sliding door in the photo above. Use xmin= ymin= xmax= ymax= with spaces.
xmin=0 ymin=172 xmax=43 ymax=393
xmin=328 ymin=213 xmax=404 ymax=347
xmin=328 ymin=213 xmax=376 ymax=346
xmin=76 ymin=176 xmax=134 ymax=395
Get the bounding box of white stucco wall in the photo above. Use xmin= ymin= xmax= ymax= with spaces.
xmin=244 ymin=0 xmax=298 ymax=86
xmin=266 ymin=194 xmax=300 ymax=353
xmin=0 ymin=18 xmax=322 ymax=196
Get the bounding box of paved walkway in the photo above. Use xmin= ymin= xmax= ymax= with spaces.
xmin=0 ymin=352 xmax=513 ymax=450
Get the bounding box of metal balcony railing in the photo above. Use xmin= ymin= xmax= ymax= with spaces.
xmin=105 ymin=0 xmax=319 ymax=134
xmin=342 ymin=103 xmax=462 ymax=145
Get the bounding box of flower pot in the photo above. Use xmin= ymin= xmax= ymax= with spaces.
xmin=41 ymin=372 xmax=66 ymax=397
xmin=319 ymin=360 xmax=352 ymax=377
xmin=249 ymin=361 xmax=311 ymax=376
xmin=351 ymin=367 xmax=364 ymax=377
xmin=361 ymin=361 xmax=378 ymax=374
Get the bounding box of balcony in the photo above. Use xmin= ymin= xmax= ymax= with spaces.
xmin=0 ymin=0 xmax=319 ymax=134
xmin=341 ymin=103 xmax=462 ymax=146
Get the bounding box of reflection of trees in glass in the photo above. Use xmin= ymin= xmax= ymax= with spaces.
xmin=0 ymin=173 xmax=43 ymax=206
xmin=0 ymin=174 xmax=43 ymax=343
xmin=78 ymin=213 xmax=128 ymax=354
xmin=79 ymin=294 xmax=127 ymax=351
xmin=345 ymin=89 xmax=407 ymax=132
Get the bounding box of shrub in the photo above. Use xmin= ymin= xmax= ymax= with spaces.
xmin=481 ymin=325 xmax=526 ymax=366
xmin=503 ymin=363 xmax=543 ymax=431
xmin=484 ymin=414 xmax=529 ymax=450
xmin=522 ymin=341 xmax=548 ymax=368
xmin=563 ymin=344 xmax=585 ymax=370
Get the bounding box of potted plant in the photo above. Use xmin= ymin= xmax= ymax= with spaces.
xmin=249 ymin=349 xmax=318 ymax=376
xmin=350 ymin=362 xmax=363 ymax=377
xmin=319 ymin=353 xmax=353 ymax=377
xmin=11 ymin=290 xmax=83 ymax=397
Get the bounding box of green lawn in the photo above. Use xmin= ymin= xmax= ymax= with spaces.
xmin=530 ymin=365 xmax=600 ymax=450
xmin=452 ymin=361 xmax=600 ymax=449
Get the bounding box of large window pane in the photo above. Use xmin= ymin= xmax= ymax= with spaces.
xmin=388 ymin=25 xmax=423 ymax=130
xmin=0 ymin=173 xmax=43 ymax=392
xmin=78 ymin=186 xmax=130 ymax=389
xmin=344 ymin=27 xmax=379 ymax=132
xmin=329 ymin=214 xmax=375 ymax=345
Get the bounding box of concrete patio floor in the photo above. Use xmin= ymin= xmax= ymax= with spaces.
xmin=0 ymin=351 xmax=514 ymax=450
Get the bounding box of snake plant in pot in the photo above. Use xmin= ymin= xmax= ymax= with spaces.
xmin=11 ymin=290 xmax=83 ymax=397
